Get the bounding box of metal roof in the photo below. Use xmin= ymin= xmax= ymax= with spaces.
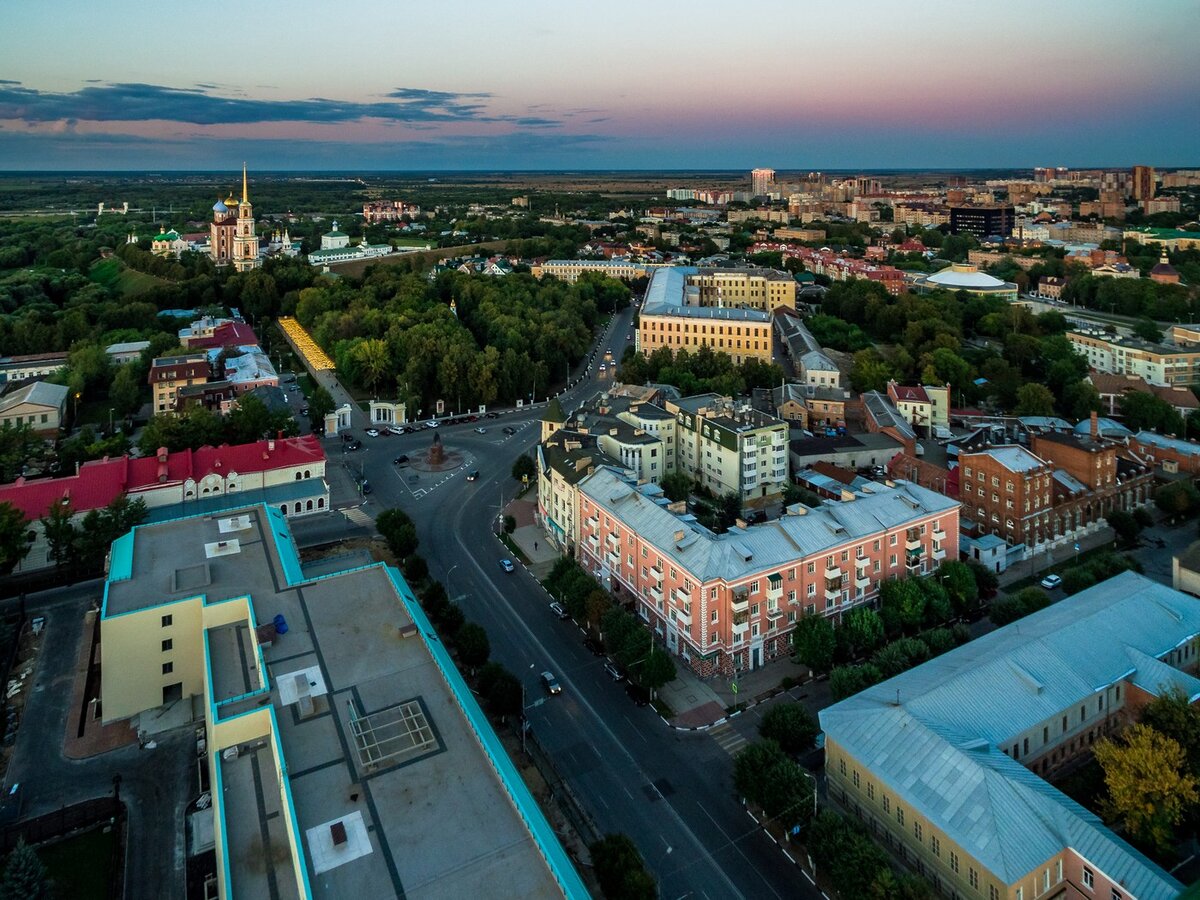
xmin=820 ymin=571 xmax=1197 ymax=898
xmin=579 ymin=467 xmax=956 ymax=582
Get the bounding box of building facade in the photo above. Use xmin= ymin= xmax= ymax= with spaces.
xmin=149 ymin=353 xmax=211 ymax=413
xmin=1067 ymin=328 xmax=1200 ymax=386
xmin=577 ymin=468 xmax=959 ymax=677
xmin=821 ymin=572 xmax=1193 ymax=900
xmin=209 ymin=166 xmax=260 ymax=272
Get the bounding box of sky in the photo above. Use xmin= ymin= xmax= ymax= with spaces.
xmin=1 ymin=0 xmax=1197 ymax=171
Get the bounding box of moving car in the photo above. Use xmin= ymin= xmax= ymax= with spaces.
xmin=360 ymin=480 xmax=372 ymax=495
xmin=425 ymin=420 xmax=439 ymax=428
xmin=393 ymin=455 xmax=409 ymax=466
xmin=502 ymin=425 xmax=516 ymax=435
xmin=346 ymin=440 xmax=362 ymax=451
xmin=603 ymin=660 xmax=623 ymax=681
xmin=540 ymin=671 xmax=562 ymax=695
xmin=365 ymin=428 xmax=380 ymax=437
xmin=300 ymin=406 xmax=309 ymax=416
xmin=499 ymin=558 xmax=515 ymax=573
xmin=1040 ymin=574 xmax=1062 ymax=590
xmin=549 ymin=601 xmax=568 ymax=620
xmin=466 ymin=470 xmax=480 ymax=481
xmin=474 ymin=427 xmax=487 ymax=434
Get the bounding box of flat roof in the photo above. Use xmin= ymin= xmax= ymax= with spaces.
xmin=105 ymin=506 xmax=580 ymax=899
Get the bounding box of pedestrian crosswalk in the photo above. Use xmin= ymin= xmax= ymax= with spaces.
xmin=341 ymin=506 xmax=374 ymax=527
xmin=709 ymin=722 xmax=748 ymax=756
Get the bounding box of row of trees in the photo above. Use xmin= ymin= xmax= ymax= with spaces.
xmin=40 ymin=495 xmax=148 ymax=577
xmin=544 ymin=557 xmax=677 ymax=693
xmin=807 ymin=810 xmax=931 ymax=899
xmin=616 ymin=344 xmax=784 ymax=400
xmin=136 ymin=395 xmax=299 ymax=455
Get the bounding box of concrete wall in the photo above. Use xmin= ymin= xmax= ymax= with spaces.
xmin=100 ymin=597 xmax=205 ymax=723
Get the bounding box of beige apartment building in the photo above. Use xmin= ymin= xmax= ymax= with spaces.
xmin=532 ymin=258 xmax=657 ymax=283
xmin=149 ymin=353 xmax=211 ymax=413
xmin=822 ymin=572 xmax=1193 ymax=900
xmin=637 ymin=267 xmax=794 ymax=365
xmin=577 ymin=467 xmax=959 ymax=676
xmin=1067 ymin=328 xmax=1200 ymax=386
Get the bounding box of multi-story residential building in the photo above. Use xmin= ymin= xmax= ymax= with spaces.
xmin=664 ymin=394 xmax=789 ymax=505
xmin=0 ymin=351 xmax=68 ymax=384
xmin=532 ymin=258 xmax=659 ymax=283
xmin=887 ymin=381 xmax=950 ymax=435
xmin=1067 ymin=328 xmax=1200 ymax=386
xmin=637 ymin=268 xmax=778 ymax=365
xmin=362 ymin=199 xmax=419 ymax=223
xmin=1130 ymin=164 xmax=1156 ymax=201
xmin=821 ymin=571 xmax=1193 ymax=900
xmin=577 ymin=467 xmax=958 ymax=675
xmin=957 ymin=445 xmax=1054 ymax=549
xmin=685 ymin=267 xmax=798 ymax=313
xmin=149 ymin=353 xmax=211 ymax=413
xmin=536 ymin=432 xmax=622 ymax=554
xmin=949 ymin=205 xmax=1015 ymax=240
xmin=1033 ymin=275 xmax=1066 ymax=300
xmin=98 ymin=504 xmax=586 ymax=900
xmin=0 ymin=435 xmax=328 ymax=572
xmin=1087 ymin=371 xmax=1200 ymax=420
xmin=750 ymin=167 xmax=775 ymax=196
xmin=1031 ymin=424 xmax=1154 ymax=516
xmin=766 ymin=383 xmax=851 ymax=430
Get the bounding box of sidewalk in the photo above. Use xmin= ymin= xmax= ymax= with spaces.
xmin=505 ymin=492 xmax=563 ymax=578
xmin=660 ymin=654 xmax=812 ymax=729
xmin=997 ymin=524 xmax=1115 ymax=590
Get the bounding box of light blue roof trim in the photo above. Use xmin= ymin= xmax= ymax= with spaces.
xmin=382 ymin=566 xmax=590 ymax=900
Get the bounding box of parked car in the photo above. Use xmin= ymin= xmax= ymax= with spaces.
xmin=549 ymin=601 xmax=568 ymax=620
xmin=499 ymin=558 xmax=515 ymax=573
xmin=466 ymin=470 xmax=480 ymax=481
xmin=1040 ymin=574 xmax=1062 ymax=590
xmin=425 ymin=420 xmax=439 ymax=428
xmin=484 ymin=412 xmax=499 ymax=419
xmin=583 ymin=635 xmax=604 ymax=656
xmin=540 ymin=671 xmax=562 ymax=695
xmin=365 ymin=428 xmax=380 ymax=437
xmin=625 ymin=682 xmax=650 ymax=706
xmin=387 ymin=425 xmax=404 ymax=435
xmin=502 ymin=425 xmax=516 ymax=435
xmin=603 ymin=660 xmax=623 ymax=681
xmin=360 ymin=480 xmax=372 ymax=495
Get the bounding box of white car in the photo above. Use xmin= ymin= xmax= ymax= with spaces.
xmin=474 ymin=426 xmax=487 ymax=434
xmin=426 ymin=420 xmax=439 ymax=428
xmin=1039 ymin=574 xmax=1062 ymax=590
xmin=387 ymin=425 xmax=404 ymax=435
xmin=365 ymin=428 xmax=380 ymax=437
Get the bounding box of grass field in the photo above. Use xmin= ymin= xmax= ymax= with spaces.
xmin=38 ymin=825 xmax=119 ymax=900
xmin=88 ymin=257 xmax=166 ymax=297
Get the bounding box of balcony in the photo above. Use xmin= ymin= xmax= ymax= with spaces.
xmin=855 ymin=573 xmax=871 ymax=590
xmin=824 ymin=587 xmax=842 ymax=603
xmin=605 ymin=532 xmax=621 ymax=550
xmin=766 ymin=582 xmax=783 ymax=604
xmin=931 ymin=525 xmax=946 ymax=541
xmin=730 ymin=592 xmax=750 ymax=614
xmin=648 ymin=565 xmax=663 ymax=583
xmin=932 ymin=546 xmax=946 ymax=561
xmin=674 ymin=607 xmax=692 ymax=628
xmin=905 ymin=535 xmax=922 ymax=552
xmin=766 ymin=605 xmax=784 ymax=622
xmin=647 ymin=583 xmax=663 ymax=604
xmin=585 ymin=534 xmax=599 ymax=554
xmin=905 ymin=553 xmax=922 ymax=572
xmin=606 ymin=549 xmax=621 ymax=568
xmin=854 ymin=555 xmax=870 ymax=571
xmin=824 ymin=563 xmax=840 ymax=580
xmin=732 ymin=619 xmax=749 ymax=637
xmin=671 ymin=587 xmax=692 ymax=606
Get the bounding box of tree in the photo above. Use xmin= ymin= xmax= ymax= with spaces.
xmin=936 ymin=560 xmax=978 ymax=614
xmin=758 ymin=702 xmax=818 ymax=755
xmin=1154 ymin=481 xmax=1200 ymax=520
xmin=40 ymin=498 xmax=77 ymax=571
xmin=0 ymin=502 xmax=29 ymax=576
xmin=829 ymin=663 xmax=882 ymax=700
xmin=1132 ymin=317 xmax=1163 ymax=342
xmin=1014 ymin=383 xmax=1055 ymax=416
xmin=966 ymin=559 xmax=999 ymax=599
xmin=77 ymin=495 xmax=148 ymax=572
xmin=454 ymin=622 xmax=490 ymax=670
xmin=109 ymin=363 xmax=143 ymax=418
xmin=308 ymin=385 xmax=335 ymax=429
xmin=477 ymin=662 xmax=522 ymax=718
xmin=1094 ymin=724 xmax=1198 ymax=853
xmin=0 ymin=840 xmax=48 ymax=900
xmin=638 ymin=647 xmax=677 ymax=692
xmin=838 ymin=607 xmax=885 ymax=657
xmin=790 ymin=613 xmax=836 ymax=673
xmin=659 ymin=470 xmax=693 ymax=503
xmin=1105 ymin=509 xmax=1141 ymax=546
xmin=0 ymin=423 xmax=45 ymax=484
xmin=1141 ymin=686 xmax=1200 ymax=777
xmin=1120 ymin=391 xmax=1185 ymax=435
xmin=350 ymin=338 xmax=392 ymax=394
xmin=879 ymin=579 xmax=926 ymax=633
xmin=734 ymin=740 xmax=786 ymax=804
xmin=590 ymin=834 xmax=656 ymax=900
xmin=511 ymin=453 xmax=535 ymax=483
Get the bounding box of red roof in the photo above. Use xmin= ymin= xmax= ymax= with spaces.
xmin=186 ymin=321 xmax=259 ymax=351
xmin=889 ymin=384 xmax=930 ymax=404
xmin=0 ymin=434 xmax=324 ymax=522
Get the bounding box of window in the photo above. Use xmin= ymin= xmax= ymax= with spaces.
xmin=1023 ymin=737 xmax=1029 ymax=755
xmin=839 ymin=758 xmax=846 ymax=775
xmin=1082 ymin=866 xmax=1094 ymax=889
xmin=882 ymin=795 xmax=890 ymax=814
xmin=989 ymin=887 xmax=999 ymax=900
xmin=896 ymin=807 xmax=904 ymax=826
xmin=969 ymin=868 xmax=978 ymax=889
xmin=161 ymin=639 xmax=173 ymax=652
xmin=1112 ymin=890 xmax=1123 ymax=900
xmin=949 ymin=852 xmax=959 ymax=874
xmin=161 ymin=614 xmax=173 ymax=627
xmin=866 ymin=782 xmax=874 ymax=800
xmin=930 ymin=834 xmax=939 ymax=856
xmin=913 ymin=821 xmax=922 ymax=842
xmin=162 ymin=662 xmax=174 ymax=675
xmin=852 ymin=770 xmax=860 ymax=787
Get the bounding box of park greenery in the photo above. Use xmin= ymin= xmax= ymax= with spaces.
xmin=807 ymin=810 xmax=931 ymax=899
xmin=589 ymin=833 xmax=656 ymax=900
xmin=734 ymin=739 xmax=816 ymax=833
xmin=616 ymin=343 xmax=784 ymax=399
xmin=41 ymin=494 xmax=148 ymax=578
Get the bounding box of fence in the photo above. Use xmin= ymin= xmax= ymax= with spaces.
xmin=0 ymin=795 xmax=123 ymax=854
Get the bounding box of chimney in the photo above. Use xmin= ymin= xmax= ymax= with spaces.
xmin=673 ymin=529 xmax=685 ymax=542
xmin=667 ymin=500 xmax=687 ymax=514
xmin=157 ymin=446 xmax=168 ymax=464
xmin=1090 ymin=411 xmax=1099 ymax=440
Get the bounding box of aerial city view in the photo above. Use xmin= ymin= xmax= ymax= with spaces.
xmin=1 ymin=2 xmax=1199 ymax=899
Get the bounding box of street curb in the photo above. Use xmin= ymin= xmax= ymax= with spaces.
xmin=745 ymin=808 xmax=821 ymax=884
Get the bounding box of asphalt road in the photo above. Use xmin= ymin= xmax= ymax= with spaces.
xmin=326 ymin=304 xmax=819 ymax=899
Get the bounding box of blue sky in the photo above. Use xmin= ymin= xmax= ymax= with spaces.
xmin=1 ymin=0 xmax=1197 ymax=170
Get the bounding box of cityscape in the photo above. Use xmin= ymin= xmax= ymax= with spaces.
xmin=0 ymin=3 xmax=1199 ymax=900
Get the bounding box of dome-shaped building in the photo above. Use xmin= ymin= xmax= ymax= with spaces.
xmin=1149 ymin=250 xmax=1182 ymax=285
xmin=916 ymin=263 xmax=1018 ymax=301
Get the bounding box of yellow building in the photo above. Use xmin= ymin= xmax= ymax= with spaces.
xmin=822 ymin=572 xmax=1193 ymax=900
xmin=532 ymin=259 xmax=658 ymax=283
xmin=99 ymin=504 xmax=586 ymax=900
xmin=1068 ymin=327 xmax=1200 ymax=386
xmin=637 ymin=267 xmax=791 ymax=365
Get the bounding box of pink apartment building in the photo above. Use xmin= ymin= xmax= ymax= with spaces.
xmin=577 ymin=467 xmax=960 ymax=677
